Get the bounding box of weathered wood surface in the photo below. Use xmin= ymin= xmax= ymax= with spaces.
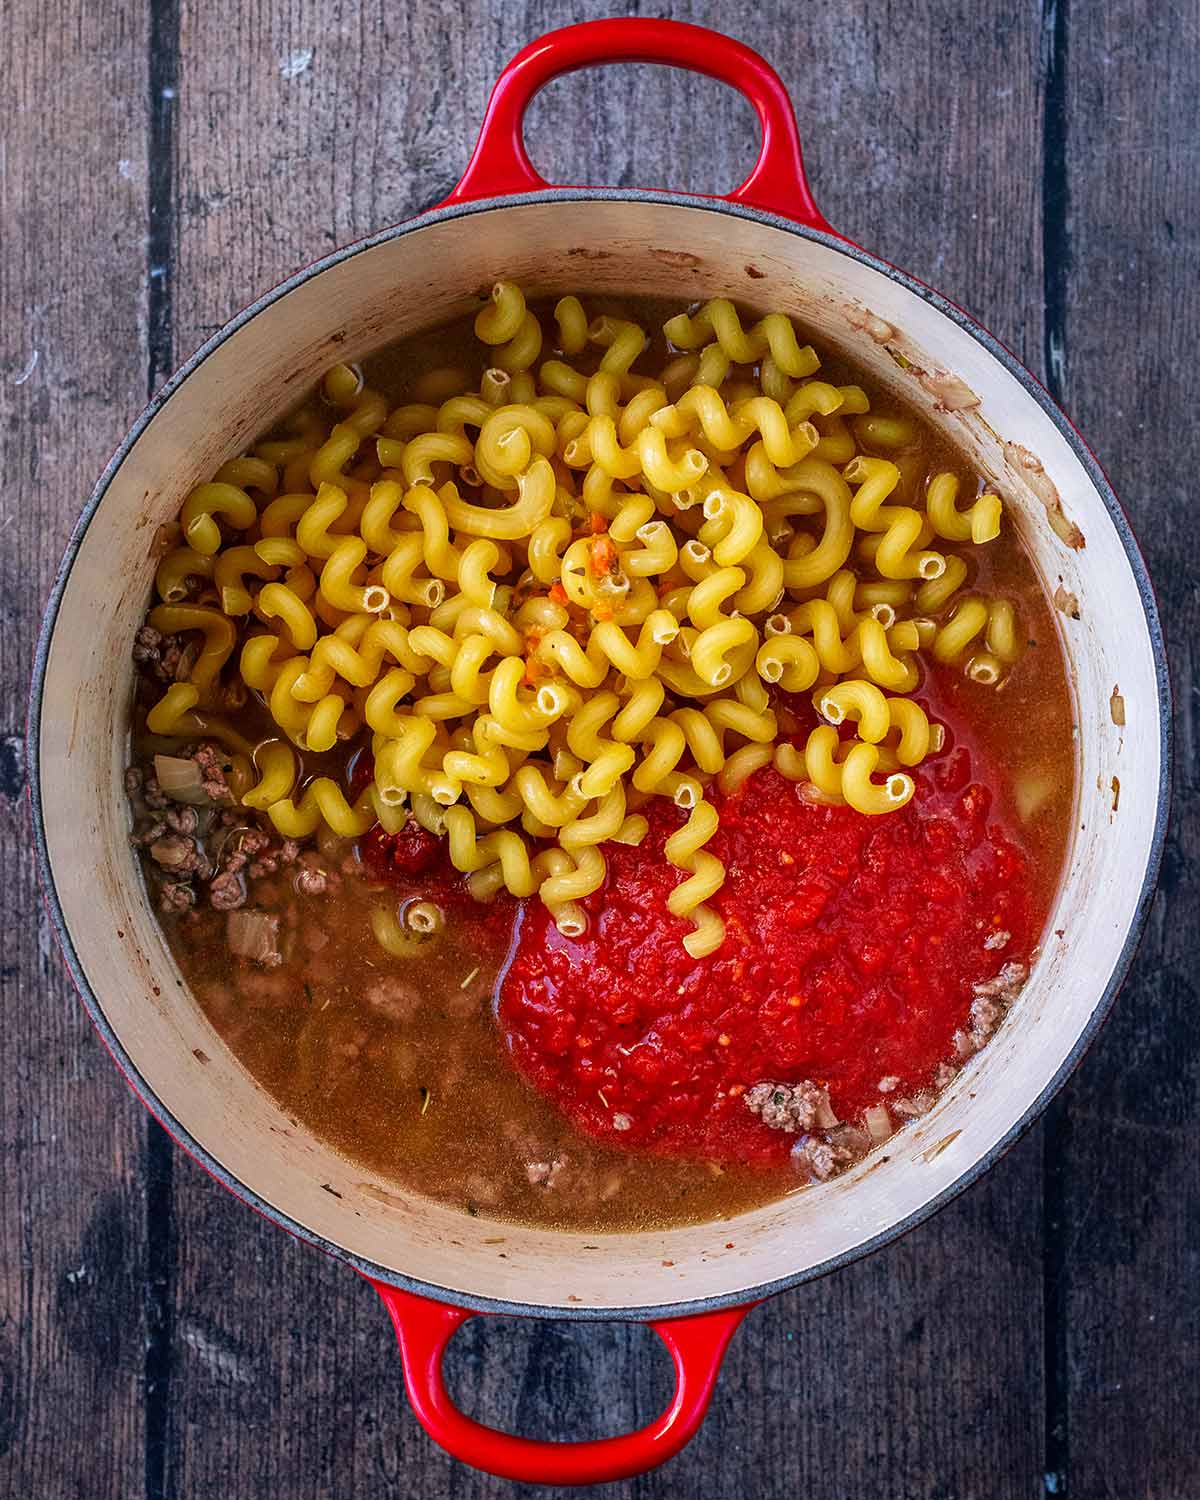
xmin=1 ymin=1 xmax=1195 ymax=1497
xmin=0 ymin=4 xmax=153 ymax=1499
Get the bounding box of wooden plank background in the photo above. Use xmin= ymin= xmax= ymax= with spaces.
xmin=1 ymin=0 xmax=1195 ymax=1495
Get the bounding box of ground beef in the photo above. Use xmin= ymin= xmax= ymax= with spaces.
xmin=135 ymin=807 xmax=207 ymax=849
xmin=245 ymin=838 xmax=300 ymax=879
xmin=362 ymin=976 xmax=422 ymax=1025
xmin=164 ymin=637 xmax=198 ymax=682
xmin=204 ymin=828 xmax=273 ymax=907
xmin=791 ymin=1124 xmax=870 ymax=1184
xmin=165 ymin=805 xmax=199 ymax=835
xmin=131 ymin=815 xmax=168 ymax=848
xmin=181 ymin=825 xmax=281 ymax=911
xmin=148 ymin=834 xmax=211 ymax=878
xmin=972 ymin=961 xmax=1028 ymax=1003
xmin=957 ymin=962 xmax=1028 ymax=1055
xmin=791 ymin=1136 xmax=838 ymax=1182
xmin=132 ymin=625 xmax=163 ymax=665
xmin=132 ymin=626 xmax=168 ymax=678
xmin=189 ymin=742 xmax=233 ymax=803
xmin=745 ymin=1079 xmax=826 ymax=1133
xmin=227 ymin=828 xmax=271 ymax=861
xmin=131 ymin=626 xmax=196 ymax=683
xmin=128 ymin=739 xmax=315 ymax=917
xmin=293 ymin=864 xmax=332 ymax=896
xmin=526 ymin=1157 xmax=568 ymax=1188
xmin=125 ymin=774 xmax=172 ymax=822
xmin=125 ymin=766 xmax=169 ymax=815
xmin=208 ymin=869 xmax=247 ymax=910
xmin=968 ymin=993 xmax=1004 ymax=1039
xmin=159 ymin=882 xmax=196 ymax=914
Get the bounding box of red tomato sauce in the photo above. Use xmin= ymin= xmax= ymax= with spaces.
xmin=497 ymin=736 xmax=1035 ymax=1165
xmin=356 ymin=755 xmax=516 ymax=939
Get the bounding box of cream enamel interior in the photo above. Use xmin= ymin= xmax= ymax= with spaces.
xmin=37 ymin=197 xmax=1163 ymax=1313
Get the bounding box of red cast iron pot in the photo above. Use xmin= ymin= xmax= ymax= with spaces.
xmin=29 ymin=17 xmax=1170 ymax=1486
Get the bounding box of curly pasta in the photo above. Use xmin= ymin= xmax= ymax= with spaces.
xmin=138 ymin=278 xmax=1025 ymax=959
xmin=663 ymin=299 xmax=819 ymax=377
xmin=663 ymin=799 xmax=725 ymax=957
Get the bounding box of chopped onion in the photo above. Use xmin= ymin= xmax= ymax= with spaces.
xmin=226 ymin=909 xmax=282 ymax=965
xmin=828 ymin=1124 xmax=871 ymax=1156
xmin=153 ymin=754 xmax=208 ymax=804
xmin=864 ymin=1103 xmax=893 ymax=1143
xmin=813 ymin=1092 xmax=840 ymax=1130
xmin=893 ymin=1092 xmax=934 ymax=1120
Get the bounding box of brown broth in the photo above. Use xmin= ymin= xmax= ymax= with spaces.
xmin=134 ymin=296 xmax=1078 ymax=1234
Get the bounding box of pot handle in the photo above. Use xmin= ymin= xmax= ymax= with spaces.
xmin=371 ymin=1280 xmax=754 ymax=1484
xmin=441 ymin=18 xmax=835 ymax=232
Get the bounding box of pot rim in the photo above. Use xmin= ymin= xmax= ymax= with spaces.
xmin=28 ymin=186 xmax=1173 ymax=1321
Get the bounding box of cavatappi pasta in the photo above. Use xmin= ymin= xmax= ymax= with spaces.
xmin=145 ymin=282 xmax=1024 ymax=959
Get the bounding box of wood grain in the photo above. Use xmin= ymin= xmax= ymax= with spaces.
xmin=0 ymin=2 xmax=155 ymax=1497
xmin=1053 ymin=3 xmax=1200 ymax=1496
xmin=2 ymin=0 xmax=1195 ymax=1496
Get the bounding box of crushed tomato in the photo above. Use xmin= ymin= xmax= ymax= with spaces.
xmin=497 ymin=742 xmax=1035 ymax=1164
xmin=354 ymin=754 xmax=512 ymax=930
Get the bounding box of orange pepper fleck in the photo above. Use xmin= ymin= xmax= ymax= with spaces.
xmin=522 ymin=657 xmax=549 ymax=687
xmin=589 ymin=512 xmax=608 ymax=534
xmin=589 ymin=535 xmax=618 ymax=577
xmin=591 ymin=601 xmax=614 ymax=623
xmin=548 ymin=582 xmax=568 ymax=605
